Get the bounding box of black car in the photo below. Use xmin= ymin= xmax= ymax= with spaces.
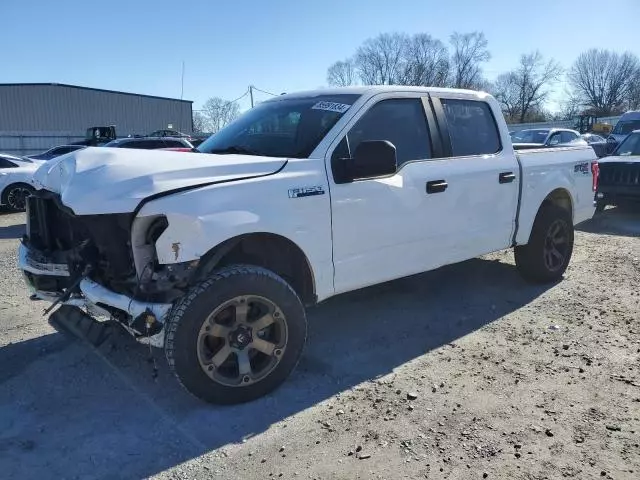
xmin=148 ymin=129 xmax=191 ymax=139
xmin=581 ymin=133 xmax=608 ymax=158
xmin=27 ymin=144 xmax=86 ymax=160
xmin=103 ymin=137 xmax=194 ymax=150
xmin=595 ymin=130 xmax=640 ymax=212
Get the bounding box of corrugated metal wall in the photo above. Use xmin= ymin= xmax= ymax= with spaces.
xmin=0 ymin=84 xmax=193 ymax=136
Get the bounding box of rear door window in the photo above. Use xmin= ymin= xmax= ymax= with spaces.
xmin=440 ymin=99 xmax=501 ymax=156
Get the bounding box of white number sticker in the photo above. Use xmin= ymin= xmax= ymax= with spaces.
xmin=311 ymin=101 xmax=351 ymax=113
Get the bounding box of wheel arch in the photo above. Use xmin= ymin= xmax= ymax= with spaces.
xmin=516 ymin=187 xmax=574 ymax=245
xmin=193 ymin=232 xmax=317 ymax=306
xmin=542 ymin=188 xmax=573 ymax=219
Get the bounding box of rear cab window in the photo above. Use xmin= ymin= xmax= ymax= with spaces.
xmin=439 ymin=99 xmax=501 ymax=157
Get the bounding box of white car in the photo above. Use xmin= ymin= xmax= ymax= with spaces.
xmin=19 ymin=86 xmax=598 ymax=404
xmin=0 ymin=153 xmax=42 ymax=211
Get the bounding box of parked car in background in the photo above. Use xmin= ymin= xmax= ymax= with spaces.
xmin=581 ymin=133 xmax=608 ymax=158
xmin=596 ymin=130 xmax=640 ymax=212
xmin=148 ymin=129 xmax=191 ymax=139
xmin=103 ymin=137 xmax=194 ymax=150
xmin=606 ymin=111 xmax=640 ymax=155
xmin=0 ymin=153 xmax=40 ymax=211
xmin=511 ymin=128 xmax=586 ymax=150
xmin=28 ymin=144 xmax=86 ymax=161
xmin=71 ymin=126 xmax=117 ymax=147
xmin=21 ymin=86 xmax=597 ymax=404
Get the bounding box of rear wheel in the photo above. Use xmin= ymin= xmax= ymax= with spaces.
xmin=165 ymin=265 xmax=307 ymax=404
xmin=515 ymin=203 xmax=574 ymax=283
xmin=3 ymin=184 xmax=33 ymax=212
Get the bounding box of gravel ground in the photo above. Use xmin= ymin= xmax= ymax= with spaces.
xmin=0 ymin=207 xmax=638 ymax=480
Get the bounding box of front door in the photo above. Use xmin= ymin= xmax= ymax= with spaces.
xmin=327 ymin=94 xmax=450 ymax=294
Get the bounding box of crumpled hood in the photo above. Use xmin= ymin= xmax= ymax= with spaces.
xmin=32 ymin=147 xmax=287 ymax=215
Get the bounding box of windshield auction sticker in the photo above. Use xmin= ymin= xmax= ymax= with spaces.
xmin=311 ymin=101 xmax=351 ymax=113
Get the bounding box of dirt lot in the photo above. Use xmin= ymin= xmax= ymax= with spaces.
xmin=0 ymin=208 xmax=638 ymax=480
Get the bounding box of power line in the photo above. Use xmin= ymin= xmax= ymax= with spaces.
xmin=252 ymin=86 xmax=278 ymax=97
xmin=229 ymin=88 xmax=250 ymax=103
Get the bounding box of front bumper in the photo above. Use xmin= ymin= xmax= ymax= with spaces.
xmin=18 ymin=243 xmax=172 ymax=346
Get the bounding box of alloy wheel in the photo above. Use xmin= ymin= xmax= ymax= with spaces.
xmin=197 ymin=295 xmax=288 ymax=387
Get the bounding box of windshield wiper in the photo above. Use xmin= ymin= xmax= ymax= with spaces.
xmin=207 ymin=145 xmax=261 ymax=156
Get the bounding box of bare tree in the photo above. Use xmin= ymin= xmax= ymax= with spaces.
xmin=192 ymin=111 xmax=209 ymax=133
xmin=625 ymin=71 xmax=640 ymax=111
xmin=492 ymin=51 xmax=562 ymax=123
xmin=555 ymin=90 xmax=584 ymax=121
xmin=449 ymin=32 xmax=490 ymax=89
xmin=202 ymin=97 xmax=241 ymax=133
xmin=568 ymin=49 xmax=640 ymax=115
xmin=354 ymin=33 xmax=407 ymax=85
xmin=327 ymin=59 xmax=357 ymax=87
xmin=400 ymin=34 xmax=449 ymax=87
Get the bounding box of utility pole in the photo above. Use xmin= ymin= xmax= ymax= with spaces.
xmin=249 ymin=85 xmax=254 ymax=108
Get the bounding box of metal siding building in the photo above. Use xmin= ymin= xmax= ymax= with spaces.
xmin=0 ymin=83 xmax=193 ymax=139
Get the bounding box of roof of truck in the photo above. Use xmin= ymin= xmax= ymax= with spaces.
xmin=270 ymin=85 xmax=490 ymax=101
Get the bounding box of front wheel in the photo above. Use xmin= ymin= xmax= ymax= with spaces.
xmin=3 ymin=184 xmax=34 ymax=212
xmin=165 ymin=265 xmax=307 ymax=404
xmin=514 ymin=203 xmax=574 ymax=283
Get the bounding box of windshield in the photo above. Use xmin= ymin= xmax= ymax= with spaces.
xmin=197 ymin=94 xmax=360 ymax=158
xmin=612 ymin=120 xmax=640 ymax=135
xmin=511 ymin=129 xmax=549 ymax=143
xmin=613 ymin=132 xmax=640 ymax=156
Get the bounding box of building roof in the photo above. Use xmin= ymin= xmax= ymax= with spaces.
xmin=0 ymin=82 xmax=193 ymax=103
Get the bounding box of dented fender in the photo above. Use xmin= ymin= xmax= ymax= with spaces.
xmin=135 ymin=160 xmax=336 ymax=301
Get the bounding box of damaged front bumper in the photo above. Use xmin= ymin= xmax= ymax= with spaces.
xmin=18 ymin=243 xmax=173 ymax=347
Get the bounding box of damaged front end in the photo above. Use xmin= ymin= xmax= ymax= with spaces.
xmin=19 ymin=191 xmax=197 ymax=346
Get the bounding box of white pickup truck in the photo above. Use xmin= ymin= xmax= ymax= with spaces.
xmin=19 ymin=86 xmax=598 ymax=404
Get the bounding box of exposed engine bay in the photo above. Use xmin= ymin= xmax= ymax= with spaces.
xmin=21 ymin=191 xmax=198 ymax=342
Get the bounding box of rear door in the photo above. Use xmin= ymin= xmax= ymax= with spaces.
xmin=429 ymin=95 xmax=520 ymax=258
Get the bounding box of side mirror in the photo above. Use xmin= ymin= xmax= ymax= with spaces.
xmin=347 ymin=140 xmax=397 ymax=181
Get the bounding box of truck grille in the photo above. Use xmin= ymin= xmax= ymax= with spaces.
xmin=27 ymin=195 xmax=91 ymax=252
xmin=599 ymin=162 xmax=640 ymax=187
xmin=26 ymin=193 xmax=135 ymax=278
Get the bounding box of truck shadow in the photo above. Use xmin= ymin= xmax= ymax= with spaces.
xmin=578 ymin=206 xmax=640 ymax=237
xmin=0 ymin=256 xmax=555 ymax=479
xmin=0 ymin=223 xmax=25 ymax=239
